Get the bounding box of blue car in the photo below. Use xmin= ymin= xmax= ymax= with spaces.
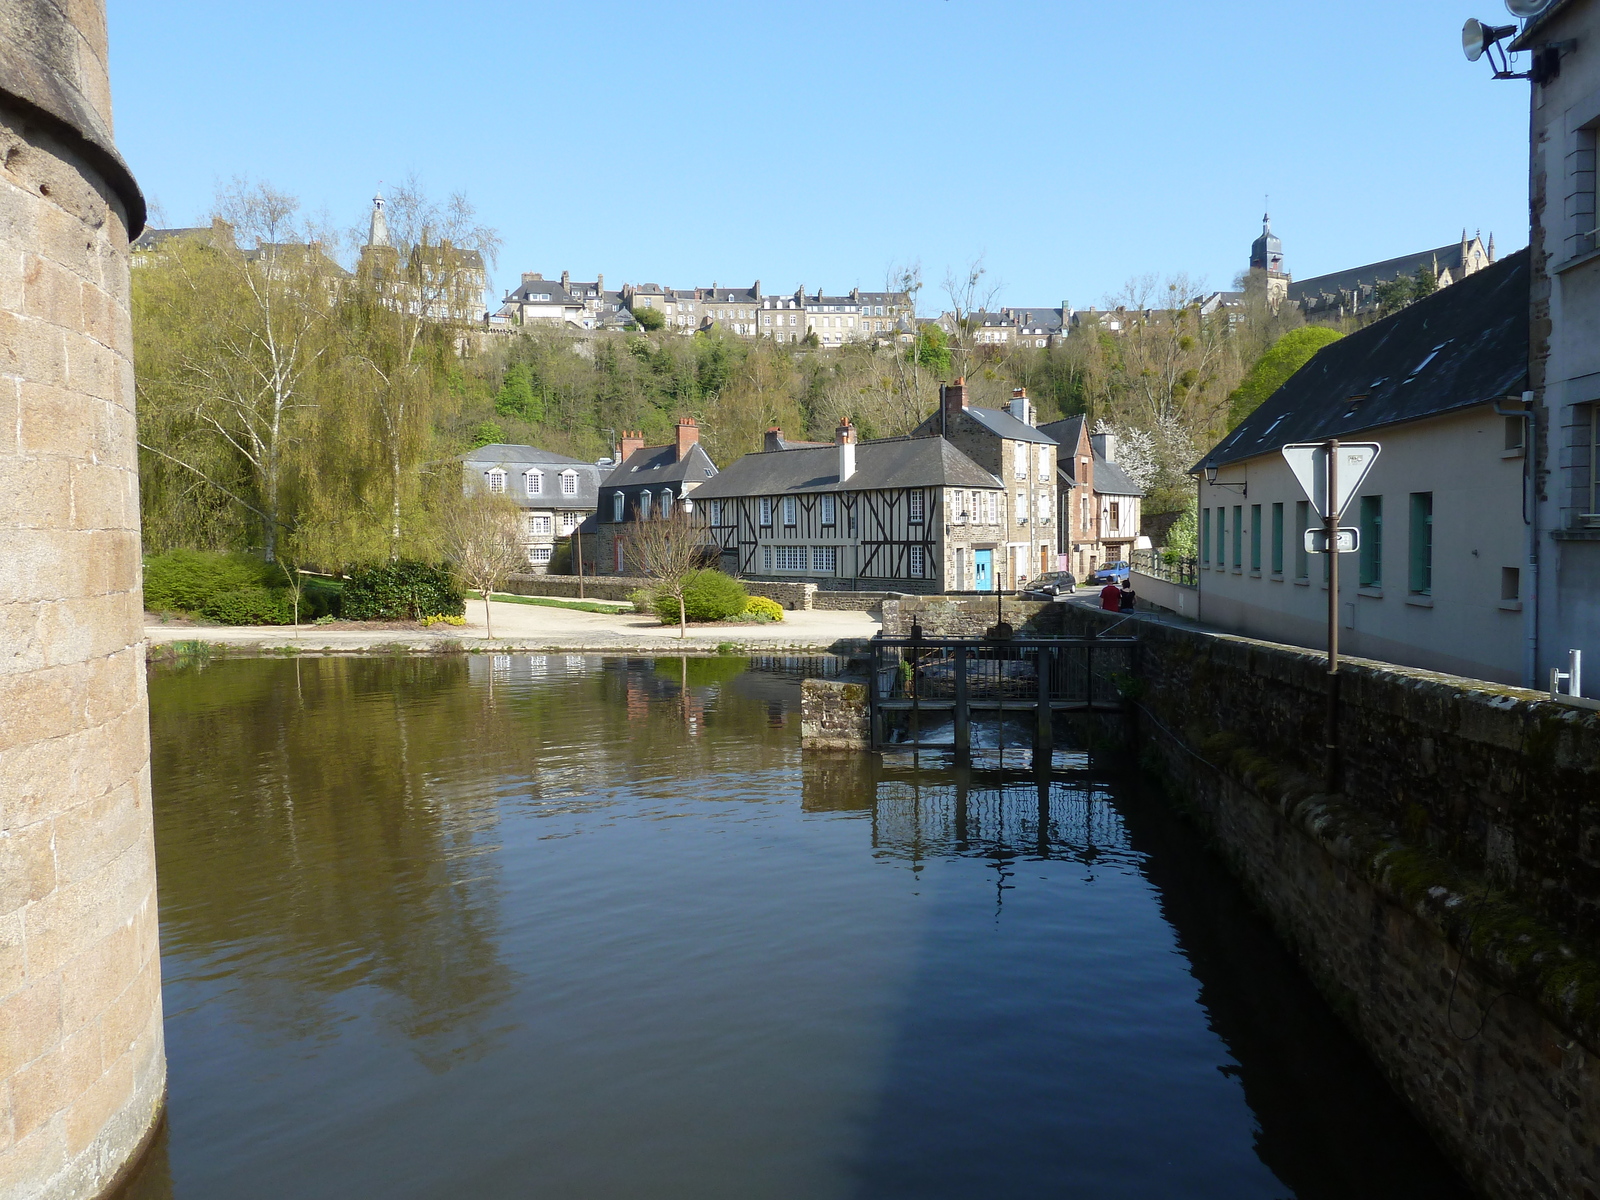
xmin=1086 ymin=561 xmax=1131 ymax=587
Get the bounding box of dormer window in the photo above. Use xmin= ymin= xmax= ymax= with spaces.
xmin=560 ymin=470 xmax=578 ymax=496
xmin=526 ymin=470 xmax=543 ymax=496
xmin=612 ymin=491 xmax=624 ymax=521
xmin=659 ymin=488 xmax=674 ymax=518
xmin=486 ymin=469 xmax=506 ymax=494
xmin=639 ymin=489 xmax=652 ymax=517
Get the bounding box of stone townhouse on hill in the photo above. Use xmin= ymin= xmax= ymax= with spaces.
xmin=460 ymin=444 xmax=602 ymax=572
xmin=691 ymin=418 xmax=1011 ymax=592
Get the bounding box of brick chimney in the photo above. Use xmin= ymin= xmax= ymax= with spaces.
xmin=836 ymin=417 xmax=857 ymax=483
xmin=764 ymin=427 xmax=785 ymax=453
xmin=561 ymin=270 xmax=570 ymax=288
xmin=674 ymin=417 xmax=700 ymax=462
xmin=522 ymin=271 xmax=541 ymax=284
xmin=941 ymin=377 xmax=968 ymax=424
xmin=619 ymin=430 xmax=645 ymax=463
xmin=1005 ymin=386 xmax=1034 ymax=427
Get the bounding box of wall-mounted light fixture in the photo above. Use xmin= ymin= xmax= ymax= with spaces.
xmin=1464 ymin=8 xmax=1575 ymax=84
xmin=1203 ymin=463 xmax=1247 ymax=495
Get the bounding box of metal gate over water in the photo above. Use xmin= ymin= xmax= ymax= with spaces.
xmin=867 ymin=629 xmax=1137 ymax=760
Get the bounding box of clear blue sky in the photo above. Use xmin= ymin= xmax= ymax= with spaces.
xmin=108 ymin=0 xmax=1532 ymax=312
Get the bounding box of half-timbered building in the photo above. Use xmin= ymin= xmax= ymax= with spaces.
xmin=691 ymin=419 xmax=1010 ymax=593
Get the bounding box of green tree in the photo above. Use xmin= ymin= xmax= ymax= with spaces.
xmin=1225 ymin=326 xmax=1344 ymax=428
xmin=471 ymin=421 xmax=505 ymax=447
xmin=632 ymin=306 xmax=665 ymax=331
xmin=494 ymin=364 xmax=541 ymax=422
xmin=1413 ymin=266 xmax=1438 ymax=299
xmin=911 ymin=324 xmax=952 ymax=377
xmin=1374 ymin=275 xmax=1416 ymax=315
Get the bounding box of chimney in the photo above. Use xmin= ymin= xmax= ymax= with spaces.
xmin=836 ymin=417 xmax=857 ymax=483
xmin=941 ymin=377 xmax=968 ymax=424
xmin=597 ymin=273 xmax=604 ymax=292
xmin=764 ymin=427 xmax=785 ymax=453
xmin=619 ymin=430 xmax=645 ymax=463
xmin=674 ymin=417 xmax=700 ymax=462
xmin=561 ymin=270 xmax=570 ymax=288
xmin=1091 ymin=431 xmax=1117 ymax=463
xmin=753 ymin=279 xmax=761 ymax=300
xmin=522 ymin=271 xmax=540 ymax=285
xmin=1005 ymin=387 xmax=1034 ymax=427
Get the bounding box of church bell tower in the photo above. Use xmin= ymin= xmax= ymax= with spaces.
xmin=1249 ymin=212 xmax=1290 ymax=309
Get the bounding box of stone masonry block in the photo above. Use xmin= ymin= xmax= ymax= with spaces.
xmin=0 ymin=309 xmax=67 ymax=388
xmin=51 ymin=777 xmax=145 ymax=891
xmin=21 ymin=254 xmax=82 ymax=330
xmin=8 ymin=1023 xmax=100 ymax=1146
xmin=19 ymin=845 xmax=153 ymax=983
xmin=0 ymin=1115 xmax=67 ymax=1200
xmin=0 ymin=816 xmax=56 ymax=914
xmin=0 ymin=913 xmax=23 ymax=1001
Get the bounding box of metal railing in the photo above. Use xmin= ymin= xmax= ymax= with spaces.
xmin=1130 ymin=548 xmax=1198 ymax=588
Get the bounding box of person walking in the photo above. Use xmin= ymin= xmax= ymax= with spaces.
xmin=1099 ymin=581 xmax=1121 ymax=611
xmin=1118 ymin=581 xmax=1136 ymax=612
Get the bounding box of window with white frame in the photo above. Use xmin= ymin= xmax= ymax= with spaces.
xmin=813 ymin=546 xmax=837 ymax=572
xmin=759 ymin=497 xmax=773 ymax=527
xmin=909 ymin=545 xmax=925 ymax=578
xmin=1016 ymin=493 xmax=1027 ymax=524
xmin=775 ymin=545 xmax=806 ymax=570
xmin=639 ymin=489 xmax=652 ymax=517
xmin=1038 ymin=445 xmax=1049 ymax=478
xmin=525 ymin=470 xmax=543 ymax=496
xmin=612 ymin=491 xmax=624 ymax=521
xmin=1037 ymin=494 xmax=1050 ymax=523
xmin=559 ymin=511 xmax=581 ymax=534
xmin=486 ymin=469 xmax=506 ymax=494
xmin=1013 ymin=443 xmax=1027 ymax=479
xmin=782 ymin=496 xmax=797 ymax=526
xmin=529 ymin=514 xmax=552 ymax=536
xmin=820 ymin=494 xmax=836 ymax=525
xmin=908 ymin=491 xmax=924 ymax=523
xmin=528 ymin=545 xmax=553 ymax=565
xmin=659 ymin=489 xmax=674 ymax=518
xmin=560 ymin=470 xmax=578 ymax=496
xmin=987 ymin=492 xmax=998 ymax=524
xmin=763 ymin=546 xmax=773 ymax=569
xmin=952 ymin=490 xmax=966 ymax=523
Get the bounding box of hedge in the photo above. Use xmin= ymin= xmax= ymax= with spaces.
xmin=341 ymin=561 xmax=465 ymax=620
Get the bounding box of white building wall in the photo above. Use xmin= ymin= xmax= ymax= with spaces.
xmin=1197 ymin=407 xmax=1526 ymax=685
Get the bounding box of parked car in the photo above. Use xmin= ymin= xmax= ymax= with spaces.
xmin=1086 ymin=561 xmax=1131 ymax=587
xmin=1021 ymin=571 xmax=1077 ymax=601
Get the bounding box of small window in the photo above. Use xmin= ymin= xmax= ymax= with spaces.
xmin=1504 ymin=415 xmax=1525 ymax=453
xmin=1250 ymin=504 xmax=1262 ymax=571
xmin=782 ymin=496 xmax=797 ymax=526
xmin=1501 ymin=566 xmax=1520 ymax=602
xmin=612 ymin=492 xmax=624 ymax=522
xmin=813 ymin=546 xmax=837 ymax=572
xmin=763 ymin=546 xmax=773 ymax=570
xmin=709 ymin=499 xmax=723 ymax=525
xmin=952 ymin=490 xmax=966 ymax=523
xmin=908 ymin=492 xmax=925 ymax=523
xmin=1016 ymin=493 xmax=1027 ymax=525
xmin=1409 ymin=493 xmax=1433 ymax=595
xmin=820 ymin=494 xmax=836 ymax=526
xmin=530 ymin=514 xmax=552 ymax=537
xmin=526 ymin=470 xmax=543 ymax=496
xmin=487 ymin=469 xmax=506 ymax=494
xmin=561 ymin=470 xmax=578 ymax=496
xmin=759 ymin=497 xmax=773 ymax=527
xmin=1038 ymin=445 xmax=1049 ymax=478
xmin=1359 ymin=495 xmax=1383 ymax=587
xmin=909 ymin=545 xmax=925 ymax=578
xmin=529 ymin=545 xmax=553 ymax=564
xmin=1014 ymin=443 xmax=1027 ymax=479
xmin=560 ymin=511 xmax=581 ymax=534
xmin=639 ymin=489 xmax=652 ymax=517
xmin=659 ymin=489 xmax=674 ymax=518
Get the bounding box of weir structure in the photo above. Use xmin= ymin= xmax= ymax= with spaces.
xmin=0 ymin=4 xmax=165 ymax=1198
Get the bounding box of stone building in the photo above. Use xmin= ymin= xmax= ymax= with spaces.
xmin=590 ymin=420 xmax=719 ymax=575
xmin=458 ymin=444 xmax=602 ymax=572
xmin=1 ymin=2 xmax=167 ymax=1196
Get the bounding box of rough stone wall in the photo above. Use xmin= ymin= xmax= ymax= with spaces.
xmin=809 ymin=591 xmax=898 ymax=612
xmin=1061 ymin=605 xmax=1600 ymax=1200
xmin=799 ymin=678 xmax=869 ymax=748
xmin=504 ymin=573 xmax=645 ymax=602
xmin=0 ymin=5 xmax=165 ymax=1198
xmin=880 ymin=596 xmax=1066 ymax=638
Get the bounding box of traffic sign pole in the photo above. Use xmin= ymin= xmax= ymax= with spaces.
xmin=1325 ymin=439 xmax=1341 ymax=792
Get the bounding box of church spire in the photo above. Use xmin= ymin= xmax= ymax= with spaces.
xmin=367 ymin=192 xmax=390 ymax=249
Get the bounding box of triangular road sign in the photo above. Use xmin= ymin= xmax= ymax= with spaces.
xmin=1281 ymin=442 xmax=1381 ymax=519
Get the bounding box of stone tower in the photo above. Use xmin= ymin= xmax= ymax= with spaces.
xmin=0 ymin=3 xmax=167 ymax=1198
xmin=1249 ymin=212 xmax=1290 ymax=309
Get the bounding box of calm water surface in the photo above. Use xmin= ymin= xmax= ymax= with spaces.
xmin=126 ymin=655 xmax=1471 ymax=1199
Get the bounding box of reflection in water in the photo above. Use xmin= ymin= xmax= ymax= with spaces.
xmin=131 ymin=656 xmax=1470 ymax=1200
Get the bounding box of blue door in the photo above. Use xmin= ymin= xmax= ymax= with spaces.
xmin=974 ymin=549 xmax=993 ymax=592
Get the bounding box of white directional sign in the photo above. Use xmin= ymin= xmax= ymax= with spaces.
xmin=1282 ymin=442 xmax=1381 ymax=519
xmin=1304 ymin=527 xmax=1359 ymax=554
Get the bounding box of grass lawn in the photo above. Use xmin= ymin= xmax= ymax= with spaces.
xmin=466 ymin=591 xmax=634 ymax=614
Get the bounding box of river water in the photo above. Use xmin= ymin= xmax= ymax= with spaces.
xmin=125 ymin=654 xmax=1471 ymax=1199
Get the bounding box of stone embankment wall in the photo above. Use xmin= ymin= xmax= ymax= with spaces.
xmin=880 ymin=596 xmax=1070 ymax=638
xmin=799 ymin=679 xmax=869 ymax=748
xmin=506 ymin=573 xmax=897 ymax=612
xmin=1058 ymin=606 xmax=1600 ymax=1200
xmin=1 ymin=4 xmax=166 ymax=1199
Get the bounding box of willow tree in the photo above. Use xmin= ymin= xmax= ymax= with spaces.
xmin=344 ymin=180 xmax=500 ymax=560
xmin=133 ymin=181 xmax=341 ymax=559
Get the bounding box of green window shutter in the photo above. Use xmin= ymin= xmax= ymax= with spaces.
xmin=1201 ymin=508 xmax=1211 ymax=564
xmin=1294 ymin=500 xmax=1309 ymax=580
xmin=1359 ymin=495 xmax=1383 ymax=587
xmin=1232 ymin=505 xmax=1243 ymax=567
xmin=1409 ymin=492 xmax=1433 ymax=595
xmin=1271 ymin=503 xmax=1284 ymax=574
xmin=1250 ymin=504 xmax=1262 ymax=571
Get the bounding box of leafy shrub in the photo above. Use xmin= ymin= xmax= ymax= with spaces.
xmin=143 ymin=549 xmax=277 ymax=612
xmin=743 ymin=595 xmax=785 ymax=622
xmin=201 ymin=586 xmax=293 ymax=626
xmin=301 ymin=578 xmax=343 ymax=620
xmin=314 ymin=613 xmax=338 ymax=626
xmin=421 ymin=613 xmax=466 ymax=627
xmin=653 ymin=569 xmax=748 ymax=624
xmin=628 ymin=588 xmax=654 ymax=614
xmin=342 ymin=561 xmax=465 ymax=620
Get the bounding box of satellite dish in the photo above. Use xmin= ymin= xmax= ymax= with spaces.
xmin=1506 ymin=0 xmax=1555 ymax=18
xmin=1463 ymin=17 xmax=1517 ymax=61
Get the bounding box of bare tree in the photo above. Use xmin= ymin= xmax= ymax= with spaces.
xmin=940 ymin=254 xmax=1004 ymax=383
xmin=626 ymin=506 xmax=710 ymax=638
xmin=442 ymin=492 xmax=524 ymax=639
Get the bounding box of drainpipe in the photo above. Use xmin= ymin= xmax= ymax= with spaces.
xmin=1494 ymin=391 xmax=1538 ymax=687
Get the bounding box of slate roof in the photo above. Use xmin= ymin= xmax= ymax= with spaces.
xmin=1200 ymin=249 xmax=1529 ymax=472
xmin=692 ymin=436 xmax=1002 ymax=500
xmin=601 ymin=443 xmax=720 ymax=489
xmin=964 ymin=406 xmax=1059 ymax=446
xmin=508 ymin=277 xmax=577 ymax=304
xmin=1038 ymin=416 xmax=1088 ymax=484
xmin=1287 ymin=240 xmax=1482 ymax=304
xmin=1092 ymin=455 xmax=1142 ymax=496
xmin=460 ymin=445 xmax=603 ymax=507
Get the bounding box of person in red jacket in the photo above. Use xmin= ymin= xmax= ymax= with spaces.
xmin=1100 ymin=581 xmax=1121 ymax=611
